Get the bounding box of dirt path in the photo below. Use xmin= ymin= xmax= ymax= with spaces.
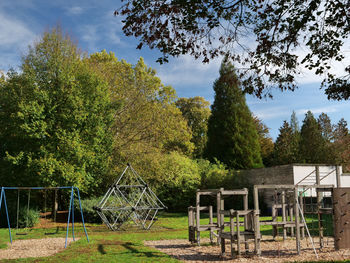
xmin=0 ymin=237 xmax=78 ymax=260
xmin=145 ymin=237 xmax=350 ymax=262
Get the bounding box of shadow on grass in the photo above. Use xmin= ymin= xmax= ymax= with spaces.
xmin=96 ymin=241 xmax=171 ymax=259
xmin=98 ymin=244 xmax=107 ymax=254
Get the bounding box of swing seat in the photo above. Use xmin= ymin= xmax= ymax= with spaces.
xmin=15 ymin=232 xmax=28 ymax=235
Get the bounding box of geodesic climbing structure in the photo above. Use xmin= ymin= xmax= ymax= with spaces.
xmin=94 ymin=164 xmax=166 ymax=230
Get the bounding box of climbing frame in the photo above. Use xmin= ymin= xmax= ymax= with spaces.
xmin=94 ymin=164 xmax=166 ymax=230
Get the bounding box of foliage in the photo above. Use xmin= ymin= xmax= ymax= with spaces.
xmin=333 ymin=119 xmax=350 ymax=171
xmin=117 ymin=0 xmax=350 ymax=100
xmin=74 ymin=196 xmax=103 ymax=224
xmin=86 ymin=51 xmax=194 ymax=188
xmin=0 ymin=203 xmax=39 ymax=228
xmin=318 ymin=113 xmax=333 ymax=142
xmin=253 ymin=116 xmax=274 ymax=166
xmin=197 ymin=158 xmax=229 ymax=189
xmin=156 ymin=152 xmax=201 ymax=211
xmin=176 ymin=97 xmax=211 ymax=158
xmin=204 ymin=60 xmax=262 ymax=169
xmin=299 ymin=111 xmax=328 ymax=163
xmin=0 ymin=28 xmax=118 ymax=194
xmin=273 ymin=121 xmax=298 ymax=165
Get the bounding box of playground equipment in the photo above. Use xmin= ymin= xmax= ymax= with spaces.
xmin=0 ymin=186 xmax=89 ymax=248
xmin=94 ymin=164 xmax=166 ymax=230
xmin=188 ymin=188 xmax=259 ymax=257
xmin=188 ymin=183 xmax=343 ymax=259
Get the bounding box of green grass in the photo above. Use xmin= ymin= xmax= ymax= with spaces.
xmin=0 ymin=212 xmax=340 ymax=262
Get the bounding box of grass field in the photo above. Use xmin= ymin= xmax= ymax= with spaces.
xmin=0 ymin=212 xmax=342 ymax=262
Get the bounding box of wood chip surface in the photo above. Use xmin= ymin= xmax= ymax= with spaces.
xmin=0 ymin=237 xmax=78 ymax=260
xmin=145 ymin=237 xmax=350 ymax=262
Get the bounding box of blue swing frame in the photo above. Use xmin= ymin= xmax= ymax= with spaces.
xmin=0 ymin=186 xmax=89 ymax=248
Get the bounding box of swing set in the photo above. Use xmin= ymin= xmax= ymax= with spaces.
xmin=0 ymin=186 xmax=89 ymax=248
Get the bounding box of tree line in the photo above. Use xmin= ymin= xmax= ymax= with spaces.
xmin=0 ymin=28 xmax=349 ymax=210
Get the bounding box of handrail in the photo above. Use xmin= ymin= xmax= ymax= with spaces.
xmin=296 ymin=169 xmax=316 ymax=185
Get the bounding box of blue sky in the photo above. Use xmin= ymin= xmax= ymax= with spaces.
xmin=0 ymin=0 xmax=349 ymax=140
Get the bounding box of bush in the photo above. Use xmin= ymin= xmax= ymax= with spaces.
xmin=157 ymin=152 xmax=201 ymax=211
xmin=74 ymin=196 xmax=102 ymax=224
xmin=197 ymin=158 xmax=229 ymax=189
xmin=0 ymin=205 xmax=39 ymax=228
xmin=17 ymin=208 xmax=40 ymax=228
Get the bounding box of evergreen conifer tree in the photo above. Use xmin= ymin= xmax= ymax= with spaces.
xmin=273 ymin=121 xmax=295 ymax=165
xmin=299 ymin=111 xmax=328 ymax=163
xmin=289 ymin=111 xmax=301 ymax=162
xmin=204 ymin=61 xmax=262 ymax=169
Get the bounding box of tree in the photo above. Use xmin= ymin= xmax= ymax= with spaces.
xmin=289 ymin=111 xmax=301 ymax=162
xmin=318 ymin=113 xmax=333 ymax=142
xmin=204 ymin=60 xmax=262 ymax=169
xmin=86 ymin=50 xmax=194 ymax=184
xmin=175 ymin=96 xmax=210 ymax=158
xmin=253 ymin=116 xmax=274 ymax=166
xmin=299 ymin=111 xmax=328 ymax=163
xmin=0 ymin=28 xmax=118 ymax=193
xmin=333 ymin=118 xmax=349 ymax=141
xmin=116 ymin=0 xmax=350 ymax=100
xmin=273 ymin=121 xmax=297 ymax=165
xmin=333 ymin=119 xmax=350 ymax=171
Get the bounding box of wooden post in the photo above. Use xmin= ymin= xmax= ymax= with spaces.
xmin=236 ymin=212 xmax=241 ymax=256
xmin=188 ymin=206 xmax=194 ymax=243
xmin=316 ymin=166 xmax=324 ymax=249
xmin=196 ymin=190 xmax=201 ymax=246
xmin=217 ymin=190 xmax=222 ymax=245
xmin=209 ymin=205 xmax=213 ymax=244
xmin=53 ymin=189 xmax=58 ymax=222
xmin=230 ymin=209 xmax=235 ymax=257
xmin=294 ymin=187 xmax=301 ymax=255
xmin=220 ymin=188 xmax=225 ymax=226
xmin=288 ymin=202 xmax=294 ymax=237
xmin=253 ymin=186 xmax=261 ymax=255
xmin=336 ymin=165 xmax=341 ymax=188
xmin=282 ymin=190 xmax=287 ymax=240
xmin=243 ymin=188 xmax=249 ymax=252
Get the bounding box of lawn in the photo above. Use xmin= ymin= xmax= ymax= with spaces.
xmin=0 ymin=213 xmax=341 ymax=262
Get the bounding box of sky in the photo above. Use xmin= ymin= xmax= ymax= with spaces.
xmin=0 ymin=0 xmax=349 ymax=140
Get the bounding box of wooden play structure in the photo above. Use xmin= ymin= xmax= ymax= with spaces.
xmin=188 ymin=183 xmax=348 ymax=259
xmin=188 ymin=188 xmax=260 ymax=257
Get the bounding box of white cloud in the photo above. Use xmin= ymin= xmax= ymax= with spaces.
xmin=295 ymin=104 xmax=349 ymax=116
xmin=157 ymin=55 xmax=221 ymax=87
xmin=253 ymin=106 xmax=290 ymax=121
xmin=66 ymin=6 xmax=84 ymax=15
xmin=0 ymin=12 xmax=35 ymax=48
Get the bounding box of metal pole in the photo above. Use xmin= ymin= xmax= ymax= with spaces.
xmin=75 ymin=187 xmax=89 ymax=243
xmin=2 ymin=188 xmax=12 ymax=244
xmin=65 ymin=188 xmax=74 ymax=248
xmin=72 ymin=189 xmax=75 ymax=241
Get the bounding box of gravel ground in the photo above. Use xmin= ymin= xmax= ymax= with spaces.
xmin=145 ymin=237 xmax=350 ymax=262
xmin=0 ymin=237 xmax=78 ymax=260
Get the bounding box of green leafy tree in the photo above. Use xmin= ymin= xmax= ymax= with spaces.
xmin=117 ymin=0 xmax=350 ymax=100
xmin=204 ymin=61 xmax=262 ymax=169
xmin=175 ymin=97 xmax=210 ymax=158
xmin=299 ymin=111 xmax=328 ymax=163
xmin=86 ymin=50 xmax=194 ymax=186
xmin=253 ymin=116 xmax=274 ymax=166
xmin=0 ymin=28 xmax=117 ymax=193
